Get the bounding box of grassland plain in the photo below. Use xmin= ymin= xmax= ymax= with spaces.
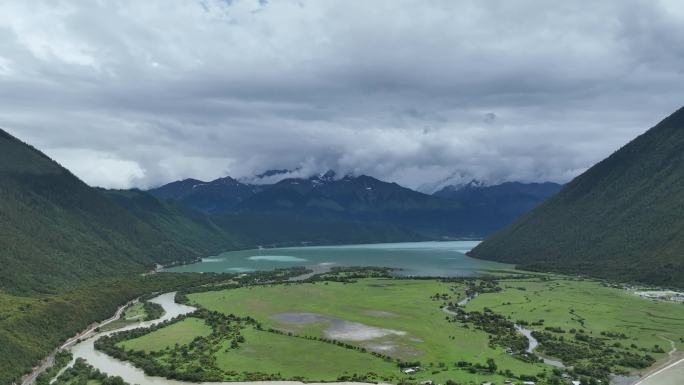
xmin=464 ymin=277 xmax=684 ymax=370
xmin=111 ymin=276 xmax=684 ymax=384
xmin=119 ymin=317 xmax=212 ymax=352
xmin=186 ymin=278 xmax=546 ymax=383
xmin=215 ymin=327 xmax=400 ymax=381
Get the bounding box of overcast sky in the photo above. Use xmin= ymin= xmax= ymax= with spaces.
xmin=1 ymin=0 xmax=683 ymax=191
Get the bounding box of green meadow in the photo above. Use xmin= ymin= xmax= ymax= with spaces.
xmin=118 ymin=317 xmax=212 ymax=352
xmin=186 ymin=278 xmax=545 ymax=383
xmin=464 ymin=277 xmax=684 ymax=370
xmin=110 ymin=276 xmax=684 ymax=384
xmin=214 ymin=327 xmax=399 ymax=381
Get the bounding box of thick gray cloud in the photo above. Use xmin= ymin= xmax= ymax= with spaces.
xmin=1 ymin=0 xmax=683 ymax=191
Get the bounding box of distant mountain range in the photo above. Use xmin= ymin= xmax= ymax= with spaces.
xmin=150 ymin=176 xmax=265 ymax=212
xmin=470 ymin=106 xmax=684 ymax=286
xmin=149 ymin=170 xmax=561 ymax=238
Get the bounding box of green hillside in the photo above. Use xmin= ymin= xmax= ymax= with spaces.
xmin=0 ymin=124 xmax=424 ymax=295
xmin=212 ymin=212 xmax=425 ymax=246
xmin=0 ymin=129 xmax=210 ymax=294
xmin=0 ymin=273 xmax=224 ymax=385
xmin=470 ymin=107 xmax=684 ymax=287
xmin=102 ymin=189 xmax=248 ymax=255
xmin=105 ymin=188 xmax=426 ymax=250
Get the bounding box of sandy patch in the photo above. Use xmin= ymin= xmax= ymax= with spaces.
xmin=325 ymin=321 xmax=406 ymax=341
xmin=272 ymin=312 xmax=407 ymax=341
xmin=365 ymin=342 xmax=397 ymax=352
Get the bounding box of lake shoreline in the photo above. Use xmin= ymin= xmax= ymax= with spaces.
xmin=163 ymin=240 xmax=510 ymax=278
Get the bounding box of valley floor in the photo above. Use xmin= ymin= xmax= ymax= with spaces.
xmin=47 ymin=270 xmax=684 ymax=385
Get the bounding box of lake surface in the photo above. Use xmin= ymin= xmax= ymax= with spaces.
xmin=164 ymin=241 xmax=511 ymax=276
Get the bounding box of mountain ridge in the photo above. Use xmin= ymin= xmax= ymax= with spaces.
xmin=469 ymin=106 xmax=684 ymax=286
xmin=149 ymin=170 xmax=561 ymax=238
xmin=0 ymin=128 xmax=211 ymax=293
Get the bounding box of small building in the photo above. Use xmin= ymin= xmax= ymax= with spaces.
xmin=402 ymin=368 xmax=416 ymax=375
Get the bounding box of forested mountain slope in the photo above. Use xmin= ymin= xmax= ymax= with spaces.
xmin=0 ymin=129 xmax=205 ymax=294
xmin=108 ymin=186 xmax=425 ymax=249
xmin=470 ymin=107 xmax=684 ymax=286
xmin=434 ymin=181 xmax=562 ymax=235
xmin=102 ymin=188 xmax=247 ymax=256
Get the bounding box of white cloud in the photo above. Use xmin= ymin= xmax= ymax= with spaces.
xmin=45 ymin=148 xmax=144 ymax=189
xmin=0 ymin=0 xmax=683 ymax=190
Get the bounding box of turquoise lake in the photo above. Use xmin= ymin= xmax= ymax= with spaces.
xmin=164 ymin=241 xmax=512 ymax=277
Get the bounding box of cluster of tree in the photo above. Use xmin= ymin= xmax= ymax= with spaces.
xmin=448 ymin=306 xmax=530 ymax=356
xmin=142 ymin=301 xmax=165 ymax=321
xmin=453 ymin=358 xmax=499 ymax=375
xmin=35 ymin=350 xmax=73 ymax=385
xmin=464 ymin=279 xmax=502 ymax=297
xmin=545 ymin=326 xmax=566 ymax=333
xmin=600 ymin=330 xmax=627 ymax=339
xmin=52 ymin=358 xmax=128 ymax=385
xmin=532 ymin=329 xmax=655 ymax=382
xmin=305 ymin=266 xmax=396 ymax=283
xmin=453 ymin=359 xmax=552 ymax=383
xmin=334 ymin=373 xmax=384 ymax=383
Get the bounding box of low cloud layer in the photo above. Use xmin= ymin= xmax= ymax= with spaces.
xmin=1 ymin=0 xmax=683 ymax=191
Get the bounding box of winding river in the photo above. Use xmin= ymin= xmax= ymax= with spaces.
xmin=445 ymin=293 xmax=565 ymax=368
xmin=60 ymin=293 xmax=391 ymax=385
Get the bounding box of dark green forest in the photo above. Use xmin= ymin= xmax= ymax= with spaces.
xmin=470 ymin=106 xmax=684 ymax=287
xmin=0 ymin=273 xmax=227 ymax=385
xmin=0 ymin=130 xmax=209 ymax=294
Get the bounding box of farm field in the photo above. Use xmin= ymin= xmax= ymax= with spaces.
xmin=108 ymin=275 xmax=684 ymax=384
